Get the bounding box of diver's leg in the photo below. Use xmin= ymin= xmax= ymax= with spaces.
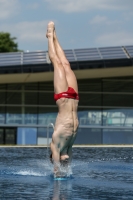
xmin=46 ymin=21 xmax=68 ymax=94
xmin=53 ymin=25 xmax=78 ymax=93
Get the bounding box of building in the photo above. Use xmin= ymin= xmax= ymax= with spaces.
xmin=0 ymin=46 xmax=133 ymax=145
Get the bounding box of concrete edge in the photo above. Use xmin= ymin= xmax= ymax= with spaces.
xmin=0 ymin=145 xmax=133 ymax=148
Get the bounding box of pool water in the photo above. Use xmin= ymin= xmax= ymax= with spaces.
xmin=0 ymin=147 xmax=133 ymax=200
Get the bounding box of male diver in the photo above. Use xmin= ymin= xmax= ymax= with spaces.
xmin=46 ymin=22 xmax=79 ymax=177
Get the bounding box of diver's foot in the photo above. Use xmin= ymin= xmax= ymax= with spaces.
xmin=46 ymin=21 xmax=55 ymax=38
xmin=60 ymin=154 xmax=69 ymax=161
xmin=53 ymin=29 xmax=57 ymax=40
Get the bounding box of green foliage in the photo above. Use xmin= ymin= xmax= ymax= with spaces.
xmin=0 ymin=32 xmax=19 ymax=53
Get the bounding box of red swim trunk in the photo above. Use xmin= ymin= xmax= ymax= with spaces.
xmin=54 ymin=87 xmax=79 ymax=101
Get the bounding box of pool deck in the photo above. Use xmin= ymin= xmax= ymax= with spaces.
xmin=0 ymin=145 xmax=133 ymax=148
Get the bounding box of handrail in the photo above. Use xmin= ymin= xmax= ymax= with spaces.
xmin=47 ymin=123 xmax=54 ymax=155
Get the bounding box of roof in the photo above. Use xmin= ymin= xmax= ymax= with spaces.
xmin=0 ymin=45 xmax=133 ymax=74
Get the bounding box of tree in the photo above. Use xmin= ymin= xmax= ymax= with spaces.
xmin=0 ymin=32 xmax=19 ymax=53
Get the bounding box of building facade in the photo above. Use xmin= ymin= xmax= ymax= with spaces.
xmin=0 ymin=46 xmax=133 ymax=145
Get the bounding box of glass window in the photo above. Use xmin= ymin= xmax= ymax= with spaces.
xmin=0 ymin=84 xmax=6 ymax=90
xmin=24 ymin=83 xmax=38 ymax=91
xmin=0 ymin=106 xmax=5 ymax=124
xmin=25 ymin=92 xmax=38 ymax=105
xmin=79 ymin=93 xmax=101 ymax=106
xmin=6 ymin=106 xmax=22 ymax=124
xmin=103 ymin=128 xmax=133 ymax=144
xmin=17 ymin=128 xmax=37 ymax=145
xmin=38 ymin=107 xmax=57 ymax=125
xmin=102 ymin=108 xmax=133 ymax=127
xmin=39 ymin=82 xmax=53 ymax=91
xmin=39 ymin=92 xmax=54 ymax=105
xmin=24 ymin=107 xmax=38 ymax=124
xmin=37 ymin=127 xmax=53 ymax=145
xmin=75 ymin=128 xmax=102 ymax=144
xmin=6 ymin=91 xmax=21 ymax=105
xmin=7 ymin=84 xmax=21 ymax=90
xmin=78 ymin=109 xmax=102 ymax=126
xmin=0 ymin=92 xmax=6 ymax=104
xmin=103 ymin=94 xmax=133 ymax=107
xmin=78 ymin=79 xmax=101 ymax=92
xmin=103 ymin=79 xmax=133 ymax=93
xmin=0 ymin=128 xmax=4 ymax=144
xmin=5 ymin=128 xmax=17 ymax=144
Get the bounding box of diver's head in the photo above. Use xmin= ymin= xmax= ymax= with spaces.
xmin=50 ymin=153 xmax=53 ymax=163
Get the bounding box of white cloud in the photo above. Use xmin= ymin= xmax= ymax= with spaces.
xmin=96 ymin=31 xmax=133 ymax=46
xmin=90 ymin=15 xmax=122 ymax=27
xmin=90 ymin=16 xmax=108 ymax=24
xmin=0 ymin=20 xmax=50 ymax=50
xmin=0 ymin=0 xmax=19 ymax=20
xmin=26 ymin=3 xmax=40 ymax=10
xmin=44 ymin=0 xmax=133 ymax=13
xmin=89 ymin=15 xmax=133 ymax=47
xmin=16 ymin=21 xmax=48 ymax=42
xmin=1 ymin=20 xmax=48 ymax=41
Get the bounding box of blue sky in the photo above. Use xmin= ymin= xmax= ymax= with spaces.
xmin=0 ymin=0 xmax=133 ymax=51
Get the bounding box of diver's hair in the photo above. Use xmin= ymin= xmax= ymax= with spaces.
xmin=50 ymin=154 xmax=53 ymax=163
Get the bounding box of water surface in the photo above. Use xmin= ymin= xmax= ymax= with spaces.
xmin=0 ymin=147 xmax=133 ymax=199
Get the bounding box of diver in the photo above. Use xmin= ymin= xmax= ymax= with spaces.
xmin=46 ymin=21 xmax=79 ymax=177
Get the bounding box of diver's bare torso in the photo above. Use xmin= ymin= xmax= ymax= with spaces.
xmin=51 ymin=97 xmax=79 ymax=159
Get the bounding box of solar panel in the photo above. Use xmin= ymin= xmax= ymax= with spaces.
xmin=0 ymin=51 xmax=48 ymax=66
xmin=23 ymin=51 xmax=47 ymax=64
xmin=75 ymin=48 xmax=99 ymax=52
xmin=0 ymin=52 xmax=21 ymax=56
xmin=23 ymin=60 xmax=47 ymax=65
xmin=64 ymin=50 xmax=75 ymax=61
xmin=0 ymin=52 xmax=21 ymax=66
xmin=0 ymin=45 xmax=132 ymax=69
xmin=0 ymin=53 xmax=16 ymax=66
xmin=99 ymin=47 xmax=128 ymax=59
xmin=77 ymin=57 xmax=101 ymax=61
xmin=0 ymin=62 xmax=21 ymax=67
xmin=74 ymin=48 xmax=101 ymax=61
xmin=23 ymin=51 xmax=46 ymax=57
xmin=64 ymin=49 xmax=73 ymax=53
xmin=124 ymin=46 xmax=133 ymax=58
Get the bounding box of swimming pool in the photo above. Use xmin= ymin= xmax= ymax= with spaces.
xmin=0 ymin=147 xmax=133 ymax=199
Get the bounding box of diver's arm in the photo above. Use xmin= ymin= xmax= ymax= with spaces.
xmin=67 ymin=146 xmax=72 ymax=164
xmin=50 ymin=142 xmax=60 ymax=176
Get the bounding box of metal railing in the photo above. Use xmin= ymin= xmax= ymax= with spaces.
xmin=47 ymin=123 xmax=54 ymax=149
